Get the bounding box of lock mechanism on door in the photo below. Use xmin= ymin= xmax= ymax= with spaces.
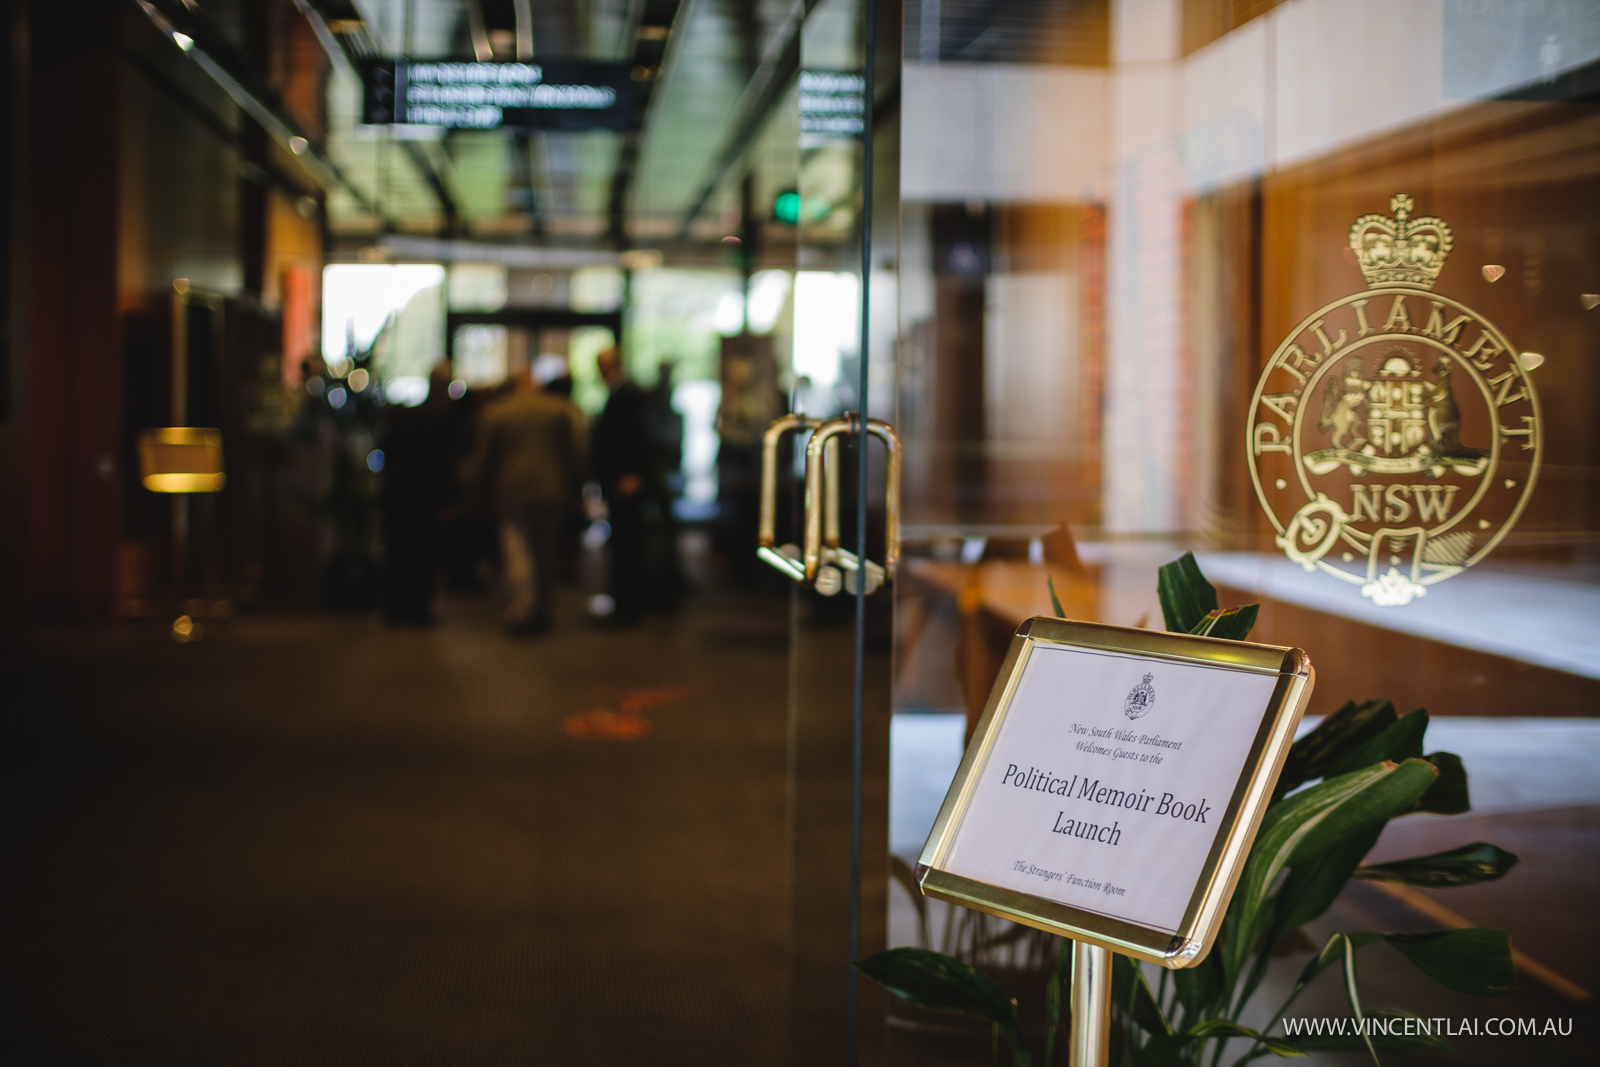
xmin=754 ymin=412 xmax=901 ymax=596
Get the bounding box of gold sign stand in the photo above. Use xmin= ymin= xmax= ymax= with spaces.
xmin=1069 ymin=941 xmax=1112 ymax=1067
xmin=916 ymin=616 xmax=1315 ymax=1065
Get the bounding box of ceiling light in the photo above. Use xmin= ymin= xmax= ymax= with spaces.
xmin=172 ymin=32 xmax=194 ymax=51
xmin=288 ymin=136 xmax=308 ymax=155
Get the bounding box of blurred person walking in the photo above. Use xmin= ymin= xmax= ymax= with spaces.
xmin=380 ymin=363 xmax=464 ymax=626
xmin=465 ymin=363 xmax=586 ymax=634
xmin=532 ymin=353 xmax=582 ymax=583
xmin=643 ymin=363 xmax=685 ymax=611
xmin=592 ymin=347 xmax=649 ymax=625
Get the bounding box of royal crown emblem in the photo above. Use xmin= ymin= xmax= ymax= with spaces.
xmin=1246 ymin=195 xmax=1542 ymax=607
xmin=1348 ymin=195 xmax=1453 ymax=289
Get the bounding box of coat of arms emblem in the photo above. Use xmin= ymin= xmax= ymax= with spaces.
xmin=1246 ymin=195 xmax=1542 ymax=606
xmin=1124 ymin=673 xmax=1155 ymax=720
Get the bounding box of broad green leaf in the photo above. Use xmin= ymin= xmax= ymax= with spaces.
xmin=1189 ymin=604 xmax=1260 ymax=642
xmin=1236 ymin=827 xmax=1384 ymax=1011
xmin=1411 ymin=752 xmax=1470 ymax=815
xmin=1278 ymin=1007 xmax=1452 ymax=1055
xmin=1187 ymin=1018 xmax=1262 ymax=1039
xmin=1382 ymin=928 xmax=1516 ymax=996
xmin=1047 ymin=575 xmax=1065 ymax=618
xmin=1354 ymin=842 xmax=1518 ymax=888
xmin=1284 ymin=761 xmax=1438 ymax=868
xmin=1225 ymin=760 xmax=1438 ymax=986
xmin=1157 ymin=552 xmax=1218 ymax=633
xmin=1112 ymin=952 xmax=1172 ymax=1037
xmin=1259 ymin=1037 xmax=1309 ymax=1058
xmin=1278 ymin=824 xmax=1385 ymax=932
xmin=1328 ymin=710 xmax=1428 ymax=778
xmin=1275 ymin=700 xmax=1397 ymax=799
xmin=853 ymin=948 xmax=1029 ymax=1064
xmin=853 ymin=947 xmax=1014 ymax=1022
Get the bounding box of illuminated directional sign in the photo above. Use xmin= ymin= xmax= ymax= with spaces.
xmin=363 ymin=60 xmax=637 ymax=131
xmin=799 ymin=69 xmax=864 ymax=140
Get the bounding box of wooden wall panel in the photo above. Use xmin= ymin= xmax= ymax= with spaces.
xmin=27 ymin=0 xmax=122 ymax=617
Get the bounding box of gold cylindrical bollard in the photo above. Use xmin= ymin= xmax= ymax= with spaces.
xmin=1068 ymin=941 xmax=1111 ymax=1067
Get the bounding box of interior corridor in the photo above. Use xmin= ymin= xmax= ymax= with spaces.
xmin=2 ymin=583 xmax=794 ymax=1065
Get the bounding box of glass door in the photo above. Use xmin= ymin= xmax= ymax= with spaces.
xmin=762 ymin=0 xmax=902 ymax=1062
xmin=885 ymin=1 xmax=1599 ymax=1064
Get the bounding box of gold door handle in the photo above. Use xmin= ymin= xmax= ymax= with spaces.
xmin=822 ymin=434 xmax=884 ymax=596
xmin=756 ymin=413 xmax=819 ymax=581
xmin=803 ymin=415 xmax=902 ymax=595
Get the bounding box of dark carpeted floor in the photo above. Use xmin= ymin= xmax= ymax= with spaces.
xmin=2 ymin=587 xmax=794 ymax=1065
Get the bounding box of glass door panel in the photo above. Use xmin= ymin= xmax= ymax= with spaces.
xmin=777 ymin=0 xmax=902 ymax=1062
xmin=889 ymin=0 xmax=1599 ymax=1062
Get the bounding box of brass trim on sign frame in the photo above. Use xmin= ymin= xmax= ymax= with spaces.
xmin=915 ymin=616 xmax=1314 ymax=968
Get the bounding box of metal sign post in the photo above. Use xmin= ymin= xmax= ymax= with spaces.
xmin=1069 ymin=941 xmax=1111 ymax=1067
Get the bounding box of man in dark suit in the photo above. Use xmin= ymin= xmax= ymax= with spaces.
xmin=592 ymin=347 xmax=649 ymax=624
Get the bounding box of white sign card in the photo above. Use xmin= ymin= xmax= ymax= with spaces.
xmin=940 ymin=644 xmax=1279 ymax=934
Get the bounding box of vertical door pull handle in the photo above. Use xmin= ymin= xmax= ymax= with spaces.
xmin=756 ymin=413 xmax=818 ymax=581
xmin=803 ymin=415 xmax=902 ymax=594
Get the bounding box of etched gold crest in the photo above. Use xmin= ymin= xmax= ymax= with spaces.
xmin=1246 ymin=196 xmax=1542 ymax=606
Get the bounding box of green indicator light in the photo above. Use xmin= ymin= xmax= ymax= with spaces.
xmin=774 ymin=190 xmax=801 ymax=225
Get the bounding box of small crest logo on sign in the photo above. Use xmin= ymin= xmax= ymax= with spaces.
xmin=1124 ymin=673 xmax=1156 ymax=720
xmin=1246 ymin=195 xmax=1542 ymax=606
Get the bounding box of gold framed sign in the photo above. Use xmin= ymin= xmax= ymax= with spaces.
xmin=915 ymin=617 xmax=1314 ymax=968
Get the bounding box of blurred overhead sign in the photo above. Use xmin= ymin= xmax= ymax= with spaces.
xmin=799 ymin=70 xmax=864 ymax=141
xmin=363 ymin=60 xmax=637 ymax=131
